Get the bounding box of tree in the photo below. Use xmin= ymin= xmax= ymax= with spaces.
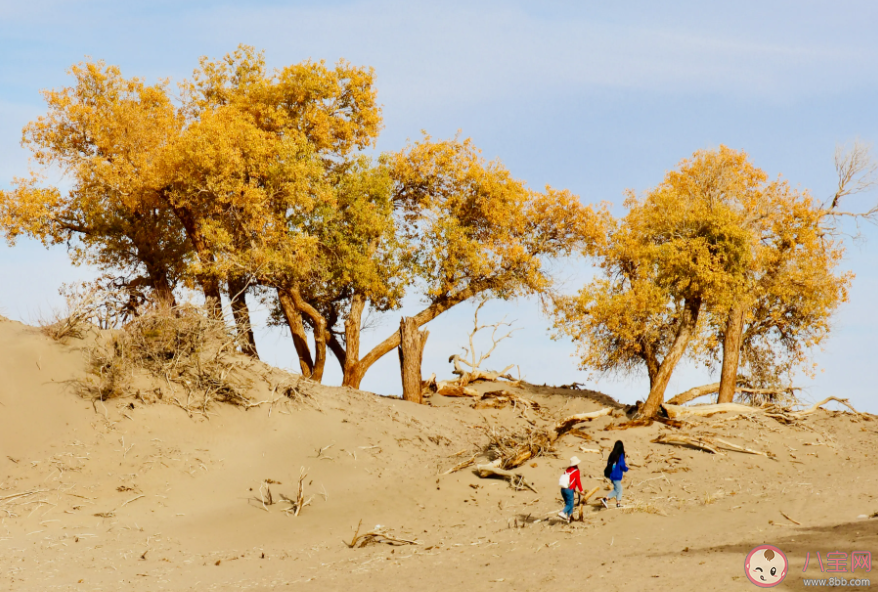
xmin=710 ymin=143 xmax=868 ymax=403
xmin=553 ymin=147 xmax=761 ymax=417
xmin=0 ymin=62 xmax=188 ymax=307
xmin=332 ymin=136 xmax=608 ymax=389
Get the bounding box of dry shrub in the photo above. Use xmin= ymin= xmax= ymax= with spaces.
xmin=479 ymin=423 xmax=556 ymax=470
xmin=39 ymin=283 xmax=138 ymax=341
xmin=39 ymin=291 xmax=100 ymax=341
xmin=80 ymin=304 xmax=255 ymax=410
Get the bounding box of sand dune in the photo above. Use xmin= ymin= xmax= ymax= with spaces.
xmin=1 ymin=316 xmax=876 ymax=591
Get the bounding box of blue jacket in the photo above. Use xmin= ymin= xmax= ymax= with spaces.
xmin=608 ymin=454 xmax=629 ymax=481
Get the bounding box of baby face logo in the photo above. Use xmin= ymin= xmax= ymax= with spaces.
xmin=745 ymin=545 xmax=788 ymax=587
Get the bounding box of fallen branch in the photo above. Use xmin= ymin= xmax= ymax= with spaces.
xmin=436 ymin=383 xmax=479 ymax=397
xmin=346 ymin=519 xmax=420 ymax=548
xmin=653 ymin=434 xmax=774 ymax=458
xmin=667 ymin=383 xmax=798 ymax=406
xmin=713 ymin=438 xmax=774 ymax=458
xmin=443 ymin=455 xmax=477 ymax=475
xmin=280 ymin=467 xmax=312 ymax=516
xmin=662 ymin=403 xmax=763 ymax=420
xmin=796 ymin=396 xmax=862 ymax=417
xmin=474 ymin=464 xmax=538 ymax=493
xmin=780 ymin=511 xmax=802 ymax=526
xmin=119 ymin=495 xmax=145 ymax=508
xmin=551 ymin=408 xmax=613 ymax=441
xmin=652 ymin=434 xmax=721 ymax=454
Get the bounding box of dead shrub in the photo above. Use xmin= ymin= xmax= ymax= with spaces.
xmin=80 ymin=304 xmax=256 ymax=410
xmin=478 ymin=423 xmax=556 ymax=470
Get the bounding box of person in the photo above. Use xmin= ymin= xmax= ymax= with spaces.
xmin=601 ymin=440 xmax=629 ymax=508
xmin=558 ymin=456 xmax=583 ymax=522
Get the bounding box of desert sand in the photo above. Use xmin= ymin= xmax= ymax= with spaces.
xmin=1 ymin=316 xmax=876 ymax=592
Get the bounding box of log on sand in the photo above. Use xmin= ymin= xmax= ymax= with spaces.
xmin=474 ymin=464 xmax=538 ymax=493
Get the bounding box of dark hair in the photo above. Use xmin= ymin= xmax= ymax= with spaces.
xmin=606 ymin=440 xmax=625 ymax=472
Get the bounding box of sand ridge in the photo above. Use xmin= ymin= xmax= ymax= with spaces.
xmin=1 ymin=318 xmax=877 ymax=591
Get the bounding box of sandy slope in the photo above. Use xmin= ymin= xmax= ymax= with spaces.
xmin=1 ymin=317 xmax=877 ymax=591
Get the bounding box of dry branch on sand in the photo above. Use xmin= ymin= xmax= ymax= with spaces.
xmin=474 ymin=391 xmax=543 ymax=421
xmin=474 ymin=464 xmax=539 ymax=493
xmin=666 ymin=383 xmax=799 ymax=406
xmin=652 ymin=433 xmax=774 ymax=458
xmin=663 ymin=396 xmax=868 ymax=426
xmin=280 ymin=467 xmax=312 ymax=516
xmin=478 ymin=423 xmax=556 ymax=470
xmin=346 ymin=519 xmax=421 ymax=548
xmin=551 ymin=408 xmax=613 ymax=441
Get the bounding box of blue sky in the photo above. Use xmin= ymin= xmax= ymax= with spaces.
xmin=1 ymin=1 xmax=876 ymax=410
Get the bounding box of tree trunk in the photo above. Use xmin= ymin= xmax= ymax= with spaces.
xmin=342 ymin=287 xmax=478 ymax=389
xmin=398 ymin=317 xmax=430 ymax=404
xmin=342 ymin=294 xmax=365 ymax=382
xmin=228 ymin=277 xmax=259 ymax=359
xmin=717 ymin=303 xmax=746 ymax=404
xmin=639 ymin=297 xmax=702 ymax=418
xmin=149 ymin=273 xmax=177 ymax=308
xmin=170 ymin=205 xmax=222 ymax=319
xmin=277 ymin=288 xmax=314 ymax=377
xmin=284 ymin=287 xmax=327 ymax=383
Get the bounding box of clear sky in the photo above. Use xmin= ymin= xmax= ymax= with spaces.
xmin=1 ymin=1 xmax=876 ymax=410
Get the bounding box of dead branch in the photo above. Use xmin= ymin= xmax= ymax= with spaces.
xmin=780 ymin=511 xmax=802 ymax=526
xmin=796 ymin=396 xmax=862 ymax=417
xmin=827 ymin=140 xmax=878 ymax=215
xmin=667 ymin=383 xmax=798 ymax=406
xmin=474 ymin=464 xmax=538 ymax=493
xmin=652 ymin=434 xmax=721 ymax=454
xmin=551 ymin=407 xmax=613 ymax=441
xmin=653 ymin=434 xmax=774 ymax=458
xmin=443 ymin=455 xmax=477 ymax=475
xmin=478 ymin=424 xmax=555 ymax=469
xmin=280 ymin=467 xmax=312 ymax=516
xmin=436 ymin=383 xmax=479 ymax=397
xmin=346 ymin=519 xmax=421 ymax=548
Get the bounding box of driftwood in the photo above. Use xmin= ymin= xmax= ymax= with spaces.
xmin=346 ymin=519 xmax=421 ymax=548
xmin=551 ymin=408 xmax=613 ymax=441
xmin=474 ymin=464 xmax=538 ymax=493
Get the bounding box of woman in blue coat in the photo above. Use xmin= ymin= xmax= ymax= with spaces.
xmin=601 ymin=440 xmax=629 ymax=508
